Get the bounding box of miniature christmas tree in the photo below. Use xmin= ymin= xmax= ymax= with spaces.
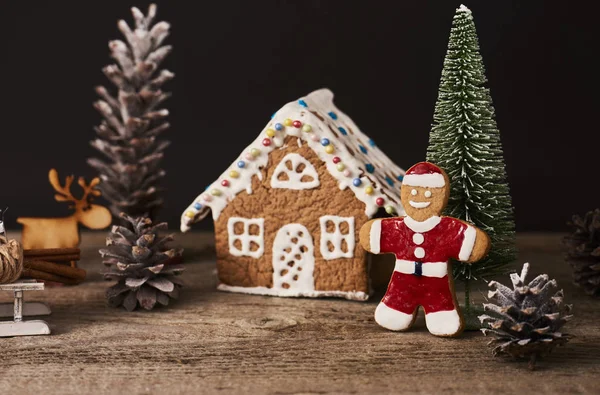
xmin=426 ymin=5 xmax=516 ymax=309
xmin=564 ymin=209 xmax=600 ymax=297
xmin=88 ymin=4 xmax=173 ymax=221
xmin=102 ymin=213 xmax=184 ymax=311
xmin=479 ymin=263 xmax=572 ymax=370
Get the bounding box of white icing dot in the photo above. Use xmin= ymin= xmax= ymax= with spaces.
xmin=414 ymin=247 xmax=425 ymax=259
xmin=413 ymin=233 xmax=424 ymax=245
xmin=411 ymin=189 xmax=417 ymax=196
xmin=425 ymin=190 xmax=432 ymax=198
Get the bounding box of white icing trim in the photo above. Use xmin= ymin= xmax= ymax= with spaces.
xmin=409 ymin=201 xmax=431 ymax=209
xmin=227 ymin=217 xmax=264 ymax=258
xmin=270 ymin=153 xmax=320 ymax=190
xmin=374 ymin=302 xmax=414 ymax=330
xmin=180 ymin=88 xmax=406 ymax=231
xmin=272 ymin=224 xmax=315 ymax=290
xmin=369 ymin=220 xmax=381 ymax=254
xmin=425 ymin=309 xmax=461 ymax=336
xmin=394 ymin=259 xmax=448 ymax=278
xmin=403 ymin=173 xmax=446 ymax=188
xmin=403 ymin=216 xmax=441 ymax=233
xmin=319 ymin=216 xmax=355 ymax=260
xmin=458 ymin=225 xmax=477 ymax=261
xmin=217 ymin=283 xmax=369 ymax=301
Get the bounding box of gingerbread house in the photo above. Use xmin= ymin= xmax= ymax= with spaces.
xmin=181 ymin=89 xmax=405 ymax=300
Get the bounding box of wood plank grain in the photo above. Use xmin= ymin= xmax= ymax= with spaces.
xmin=0 ymin=232 xmax=598 ymax=395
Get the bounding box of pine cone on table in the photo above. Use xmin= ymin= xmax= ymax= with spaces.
xmin=88 ymin=4 xmax=173 ymax=221
xmin=102 ymin=213 xmax=183 ymax=311
xmin=479 ymin=263 xmax=572 ymax=370
xmin=564 ymin=209 xmax=600 ymax=297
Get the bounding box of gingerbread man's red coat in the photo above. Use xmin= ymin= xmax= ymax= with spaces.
xmin=371 ymin=215 xmax=476 ymax=315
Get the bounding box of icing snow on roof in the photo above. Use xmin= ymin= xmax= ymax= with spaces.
xmin=181 ymin=89 xmax=406 ymax=232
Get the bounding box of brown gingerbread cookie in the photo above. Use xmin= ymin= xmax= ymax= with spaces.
xmin=359 ymin=162 xmax=490 ymax=337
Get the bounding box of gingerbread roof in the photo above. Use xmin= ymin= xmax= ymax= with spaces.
xmin=181 ymin=89 xmax=406 ymax=232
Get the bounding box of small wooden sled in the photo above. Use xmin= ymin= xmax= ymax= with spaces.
xmin=0 ymin=280 xmax=51 ymax=337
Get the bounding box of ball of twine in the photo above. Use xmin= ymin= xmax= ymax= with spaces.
xmin=0 ymin=238 xmax=24 ymax=284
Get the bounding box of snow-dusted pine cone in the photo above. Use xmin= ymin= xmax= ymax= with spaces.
xmin=564 ymin=209 xmax=600 ymax=296
xmin=102 ymin=213 xmax=183 ymax=311
xmin=479 ymin=263 xmax=572 ymax=369
xmin=88 ymin=4 xmax=173 ymax=221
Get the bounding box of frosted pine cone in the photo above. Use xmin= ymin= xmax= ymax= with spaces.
xmin=564 ymin=209 xmax=600 ymax=296
xmin=88 ymin=4 xmax=173 ymax=221
xmin=102 ymin=213 xmax=183 ymax=311
xmin=479 ymin=263 xmax=572 ymax=370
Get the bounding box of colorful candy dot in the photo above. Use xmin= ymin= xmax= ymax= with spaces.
xmin=298 ymin=99 xmax=307 ymax=108
xmin=336 ymin=163 xmax=345 ymax=172
xmin=328 ymin=111 xmax=338 ymax=120
xmin=352 ymin=178 xmax=362 ymax=187
xmin=237 ymin=161 xmax=246 ymax=168
xmin=202 ymin=194 xmax=212 ymax=202
xmin=302 ymin=124 xmax=312 ymax=133
xmin=365 ymin=164 xmax=375 ymax=173
xmin=396 ymin=174 xmax=404 ymax=182
xmin=262 ymin=138 xmax=272 ymax=147
xmin=250 ymin=148 xmax=260 ymax=157
xmin=321 ymin=138 xmax=330 ymax=146
xmin=332 ymin=156 xmax=341 ymax=164
xmin=211 ymin=189 xmax=222 ymax=196
xmin=385 ymin=176 xmax=394 ymax=186
xmin=338 ymin=127 xmax=347 ymax=135
xmin=245 ymin=153 xmax=254 ymax=161
xmin=375 ymin=197 xmax=385 ymax=206
xmin=185 ymin=211 xmax=195 ymax=218
xmin=284 ymin=118 xmax=293 ymax=127
xmin=385 ymin=206 xmax=395 ymax=215
xmin=266 ymin=129 xmax=276 ymax=137
xmin=310 ymin=134 xmax=320 ymax=142
xmin=359 ymin=145 xmax=368 ymax=154
xmin=229 ymin=170 xmax=239 ymax=178
xmin=221 ymin=180 xmax=230 ymax=187
xmin=193 ymin=202 xmax=202 ymax=210
xmin=343 ymin=169 xmax=351 ymax=177
xmin=274 ymin=123 xmax=284 ymax=131
xmin=365 ymin=186 xmax=374 ymax=195
xmin=368 ymin=139 xmax=376 ymax=147
xmin=325 ymin=145 xmax=335 ymax=154
xmin=292 ymin=120 xmax=302 ymax=128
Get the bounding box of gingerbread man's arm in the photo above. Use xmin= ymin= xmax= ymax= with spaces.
xmin=359 ymin=219 xmax=382 ymax=254
xmin=462 ymin=225 xmax=491 ymax=264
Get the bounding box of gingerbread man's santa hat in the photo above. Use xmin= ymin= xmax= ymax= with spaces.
xmin=402 ymin=162 xmax=447 ymax=188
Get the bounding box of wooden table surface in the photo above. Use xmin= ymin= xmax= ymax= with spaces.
xmin=0 ymin=232 xmax=598 ymax=394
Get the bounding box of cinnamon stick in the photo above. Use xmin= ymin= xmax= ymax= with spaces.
xmin=24 ymin=260 xmax=86 ymax=282
xmin=24 ymin=248 xmax=80 ymax=257
xmin=21 ymin=268 xmax=79 ymax=285
xmin=24 ymin=254 xmax=81 ymax=262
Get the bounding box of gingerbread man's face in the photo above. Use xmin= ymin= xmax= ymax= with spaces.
xmin=400 ymin=182 xmax=450 ymax=221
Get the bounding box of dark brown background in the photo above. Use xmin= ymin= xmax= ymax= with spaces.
xmin=0 ymin=0 xmax=597 ymax=231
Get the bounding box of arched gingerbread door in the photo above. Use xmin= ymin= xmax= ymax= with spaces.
xmin=272 ymin=224 xmax=315 ymax=291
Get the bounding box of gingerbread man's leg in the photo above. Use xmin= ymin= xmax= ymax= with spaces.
xmin=421 ymin=275 xmax=463 ymax=336
xmin=375 ymin=271 xmax=419 ymax=331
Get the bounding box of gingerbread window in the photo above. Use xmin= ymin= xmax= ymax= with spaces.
xmin=271 ymin=153 xmax=320 ymax=190
xmin=319 ymin=216 xmax=355 ymax=259
xmin=227 ymin=217 xmax=265 ymax=258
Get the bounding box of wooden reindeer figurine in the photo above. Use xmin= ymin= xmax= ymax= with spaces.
xmin=17 ymin=169 xmax=112 ymax=249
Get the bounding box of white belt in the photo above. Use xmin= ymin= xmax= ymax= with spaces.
xmin=394 ymin=259 xmax=448 ymax=278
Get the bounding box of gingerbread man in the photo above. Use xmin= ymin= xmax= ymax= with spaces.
xmin=359 ymin=162 xmax=490 ymax=337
